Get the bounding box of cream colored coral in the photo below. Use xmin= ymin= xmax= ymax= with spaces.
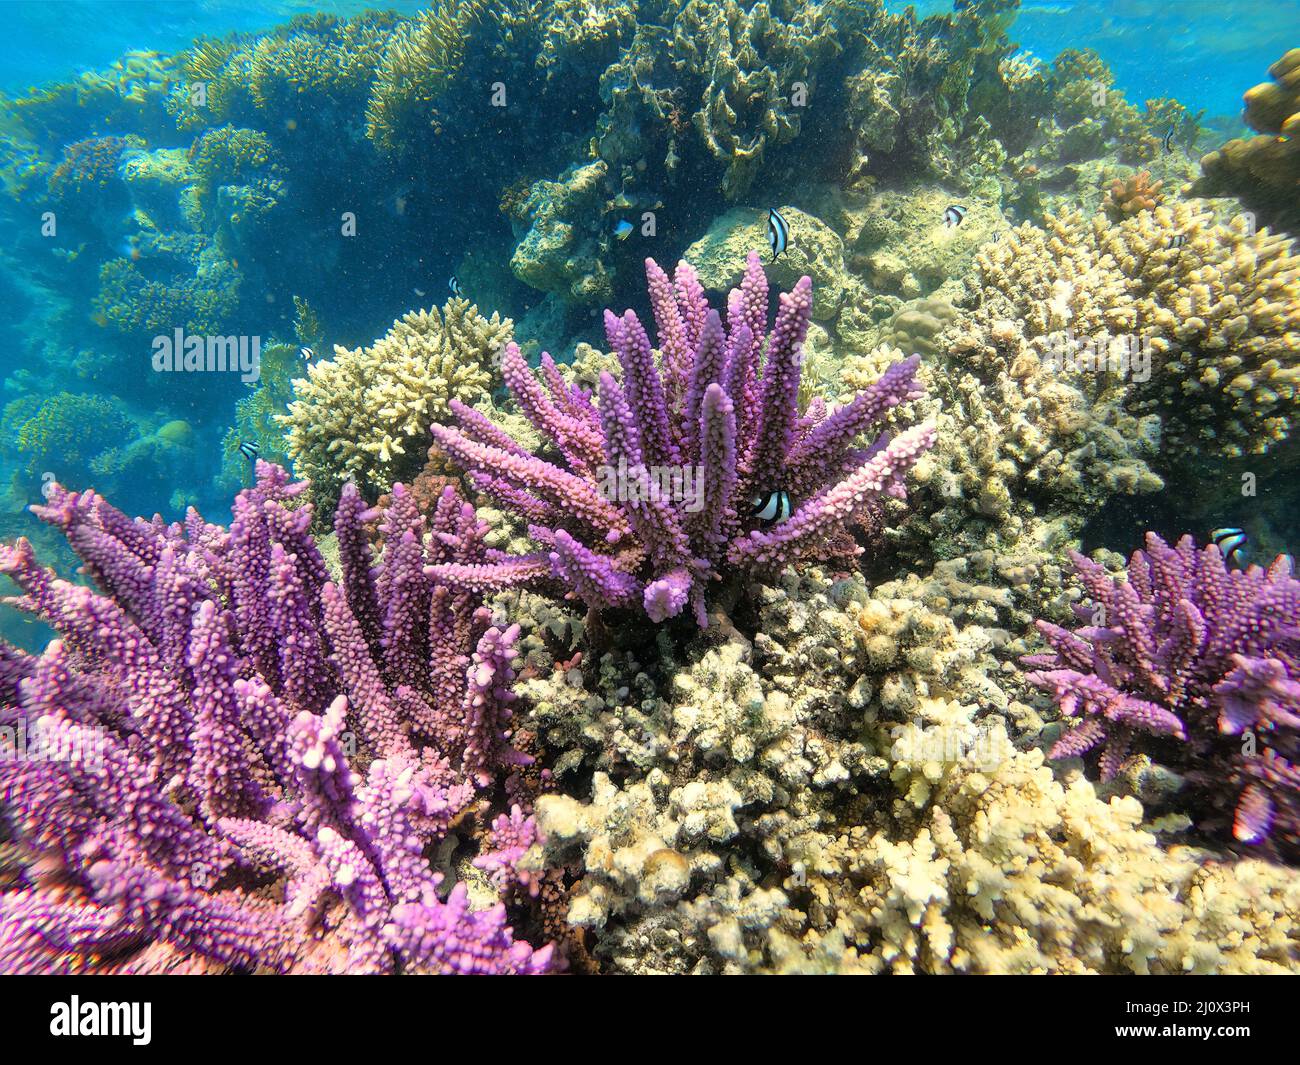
xmin=280 ymin=297 xmax=511 ymax=505
xmin=976 ymin=201 xmax=1300 ymax=457
xmin=519 ymin=562 xmax=1299 ymax=975
xmin=830 ymin=723 xmax=1300 ymax=974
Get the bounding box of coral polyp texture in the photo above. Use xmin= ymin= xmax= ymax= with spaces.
xmin=427 ymin=253 xmax=934 ymax=625
xmin=1023 ymin=533 xmax=1300 ymax=861
xmin=0 ymin=464 xmax=551 ymax=974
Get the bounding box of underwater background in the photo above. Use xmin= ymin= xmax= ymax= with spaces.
xmin=0 ymin=0 xmax=1299 ymax=974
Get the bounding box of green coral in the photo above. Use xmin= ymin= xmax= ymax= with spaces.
xmin=217 ymin=341 xmax=300 ymax=494
xmin=7 ymin=391 xmax=137 ymax=482
xmin=93 ymin=253 xmax=240 ymax=337
xmin=280 ymin=298 xmax=514 ymax=508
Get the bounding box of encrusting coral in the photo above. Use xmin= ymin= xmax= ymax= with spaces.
xmin=281 ymin=298 xmax=513 ymax=511
xmin=1023 ymin=533 xmax=1300 ymax=862
xmin=0 ymin=463 xmax=552 ymax=973
xmin=426 ymin=253 xmax=935 ymax=626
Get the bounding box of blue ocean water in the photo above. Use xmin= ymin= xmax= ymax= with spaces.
xmin=3 ymin=0 xmax=1289 ymax=117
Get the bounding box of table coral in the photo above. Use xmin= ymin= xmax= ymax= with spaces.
xmin=281 ymin=297 xmax=513 ymax=510
xmin=1197 ymin=49 xmax=1300 ymax=236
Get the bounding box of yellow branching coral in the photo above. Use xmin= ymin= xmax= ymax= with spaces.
xmin=280 ymin=298 xmax=512 ymax=506
xmin=973 ymin=202 xmax=1300 ymax=458
xmin=833 ymin=721 xmax=1300 ymax=974
xmin=364 ymin=1 xmax=488 ymax=153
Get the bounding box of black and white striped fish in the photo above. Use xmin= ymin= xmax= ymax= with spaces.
xmin=750 ymin=489 xmax=791 ymax=527
xmin=448 ymin=275 xmax=463 ymax=298
xmin=238 ymin=440 xmax=260 ymax=462
xmin=943 ymin=204 xmax=967 ymax=228
xmin=767 ymin=208 xmax=789 ymax=263
xmin=299 ymin=346 xmax=315 ymax=362
xmin=1163 ymin=125 xmax=1175 ymax=154
xmin=1170 ymin=233 xmax=1188 ymax=249
xmin=1212 ymin=527 xmax=1248 ymax=565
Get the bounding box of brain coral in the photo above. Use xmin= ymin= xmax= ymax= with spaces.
xmin=281 ymin=297 xmax=512 ymax=507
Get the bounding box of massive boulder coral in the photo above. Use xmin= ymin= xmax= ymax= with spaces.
xmin=281 ymin=298 xmax=513 ymax=510
xmin=426 ymin=253 xmax=934 ymax=625
xmin=1197 ymin=49 xmax=1300 ymax=237
xmin=0 ymin=464 xmax=550 ymax=974
xmin=1023 ymin=533 xmax=1300 ymax=862
xmin=683 ymin=206 xmax=848 ymax=320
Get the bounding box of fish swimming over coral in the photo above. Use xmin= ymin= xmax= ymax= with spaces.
xmin=767 ymin=207 xmax=789 ymax=261
xmin=1212 ymin=526 xmax=1248 ymax=565
xmin=750 ymin=489 xmax=792 ymax=526
xmin=944 ymin=204 xmax=967 ymax=227
xmin=448 ymin=275 xmax=463 ymax=298
xmin=613 ymin=219 xmax=634 ymax=240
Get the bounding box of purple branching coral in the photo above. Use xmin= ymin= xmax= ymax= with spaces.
xmin=427 ymin=252 xmax=935 ymax=626
xmin=1022 ymin=533 xmax=1300 ymax=860
xmin=0 ymin=463 xmax=552 ymax=973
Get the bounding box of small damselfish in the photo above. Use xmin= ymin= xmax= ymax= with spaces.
xmin=448 ymin=275 xmax=463 ymax=298
xmin=238 ymin=440 xmax=260 ymax=462
xmin=750 ymin=489 xmax=791 ymax=527
xmin=1211 ymin=526 xmax=1248 ymax=565
xmin=768 ymin=207 xmax=789 ymax=262
xmin=943 ymin=204 xmax=966 ymax=227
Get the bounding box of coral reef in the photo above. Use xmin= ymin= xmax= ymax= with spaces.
xmin=281 ymin=298 xmax=513 ymax=510
xmin=6 ymin=391 xmax=137 ymax=484
xmin=1023 ymin=533 xmax=1300 ymax=861
xmin=522 ymin=562 xmax=1299 ymax=973
xmin=1197 ymin=49 xmax=1300 ymax=236
xmin=1 ymin=0 xmax=1298 ymax=983
xmin=427 ymin=254 xmax=934 ymax=625
xmin=1102 ymin=169 xmax=1164 ymax=220
xmin=964 ymin=203 xmax=1300 ymax=461
xmin=0 ymin=464 xmax=551 ymax=973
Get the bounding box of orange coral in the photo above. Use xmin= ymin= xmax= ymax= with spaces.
xmin=1102 ymin=169 xmax=1164 ymax=220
